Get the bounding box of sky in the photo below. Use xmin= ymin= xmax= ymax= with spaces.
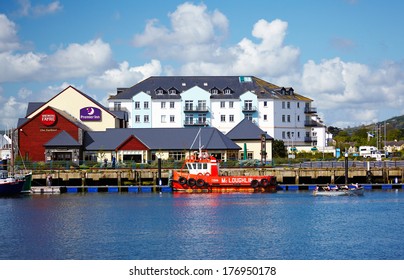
xmin=1 ymin=0 xmax=404 ymax=129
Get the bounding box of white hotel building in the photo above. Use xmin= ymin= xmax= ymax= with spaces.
xmin=108 ymin=76 xmax=325 ymax=149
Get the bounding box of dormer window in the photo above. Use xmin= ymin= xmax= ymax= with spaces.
xmin=223 ymin=87 xmax=232 ymax=94
xmin=156 ymin=88 xmax=164 ymax=95
xmin=169 ymin=88 xmax=177 ymax=95
xmin=211 ymin=88 xmax=219 ymax=95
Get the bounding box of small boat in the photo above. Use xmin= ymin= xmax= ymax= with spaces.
xmin=313 ymin=184 xmax=364 ymax=196
xmin=171 ymin=151 xmax=277 ymax=193
xmin=0 ymin=170 xmax=26 ymax=196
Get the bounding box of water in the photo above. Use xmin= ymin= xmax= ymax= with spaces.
xmin=1 ymin=190 xmax=403 ymax=260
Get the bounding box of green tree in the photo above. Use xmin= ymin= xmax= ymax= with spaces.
xmin=273 ymin=139 xmax=286 ymax=158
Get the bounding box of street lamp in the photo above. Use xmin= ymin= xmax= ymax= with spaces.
xmin=344 ymin=152 xmax=349 ymax=185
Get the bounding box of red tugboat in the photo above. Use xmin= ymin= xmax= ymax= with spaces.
xmin=171 ymin=151 xmax=277 ymax=193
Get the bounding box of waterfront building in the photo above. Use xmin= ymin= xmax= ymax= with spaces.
xmin=108 ymin=76 xmax=322 ymax=148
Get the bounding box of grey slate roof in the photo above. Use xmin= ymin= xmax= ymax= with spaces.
xmin=108 ymin=76 xmax=313 ymax=101
xmin=226 ymin=118 xmax=273 ymax=140
xmin=44 ymin=131 xmax=80 ymax=147
xmin=84 ymin=127 xmax=241 ymax=151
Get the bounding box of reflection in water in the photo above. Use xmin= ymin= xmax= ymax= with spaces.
xmin=1 ymin=191 xmax=403 ymax=259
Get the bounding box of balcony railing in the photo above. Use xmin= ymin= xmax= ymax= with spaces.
xmin=184 ymin=120 xmax=210 ymax=126
xmin=304 ymin=107 xmax=317 ymax=114
xmin=304 ymin=120 xmax=318 ymax=127
xmin=184 ymin=106 xmax=209 ymax=112
xmin=241 ymin=106 xmax=257 ymax=112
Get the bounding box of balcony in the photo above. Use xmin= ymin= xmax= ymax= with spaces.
xmin=304 ymin=120 xmax=318 ymax=127
xmin=184 ymin=120 xmax=210 ymax=126
xmin=304 ymin=107 xmax=317 ymax=114
xmin=183 ymin=106 xmax=209 ymax=112
xmin=241 ymin=106 xmax=257 ymax=112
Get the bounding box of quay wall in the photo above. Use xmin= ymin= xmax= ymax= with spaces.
xmin=30 ymin=166 xmax=404 ymax=186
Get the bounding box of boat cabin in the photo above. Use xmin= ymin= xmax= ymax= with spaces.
xmin=185 ymin=153 xmax=219 ymax=176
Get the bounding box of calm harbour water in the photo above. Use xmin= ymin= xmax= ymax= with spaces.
xmin=1 ymin=190 xmax=403 ymax=260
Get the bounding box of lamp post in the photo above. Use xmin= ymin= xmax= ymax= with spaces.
xmin=344 ymin=152 xmax=349 ymax=185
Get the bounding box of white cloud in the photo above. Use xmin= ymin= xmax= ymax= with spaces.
xmin=133 ymin=2 xmax=228 ymax=61
xmin=0 ymin=14 xmax=20 ymax=52
xmin=87 ymin=59 xmax=162 ymax=90
xmin=43 ymin=39 xmax=114 ymax=79
xmin=0 ymin=38 xmax=113 ymax=82
xmin=18 ymin=0 xmax=62 ymax=17
xmin=301 ymin=58 xmax=404 ymax=127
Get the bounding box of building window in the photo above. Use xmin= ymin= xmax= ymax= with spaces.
xmin=168 ymin=151 xmax=185 ymax=161
xmin=221 ymin=115 xmax=226 ymax=122
xmin=245 ymin=113 xmax=252 ymax=120
xmin=170 ymin=115 xmax=175 ymax=122
xmin=297 ymin=115 xmax=300 ymax=122
xmin=144 ymin=101 xmax=149 ymax=109
xmin=282 ymin=101 xmax=285 ymax=109
xmin=287 ymin=102 xmax=290 ymax=109
xmin=135 ymin=115 xmax=140 ymax=122
xmin=157 ymin=89 xmax=163 ymax=95
xmin=282 ymin=115 xmax=285 ymax=122
xmin=169 ymin=89 xmax=176 ymax=95
xmin=282 ymin=131 xmax=286 ymax=139
xmin=170 ymin=102 xmax=175 ymax=109
xmin=244 ymin=100 xmax=253 ymax=110
xmin=114 ymin=102 xmax=121 ymax=111
xmin=161 ymin=102 xmax=166 ymax=109
xmin=198 ymin=113 xmax=207 ymax=125
xmin=263 ymin=114 xmax=267 ymax=121
xmin=264 ymin=101 xmax=267 ymax=107
xmin=185 ymin=114 xmax=193 ymax=125
xmin=198 ymin=100 xmax=206 ymax=111
xmin=220 ymin=101 xmax=225 ymax=108
xmin=161 ymin=115 xmax=166 ymax=123
xmin=224 ymin=88 xmax=231 ymax=94
xmin=229 ymin=115 xmax=234 ymax=122
xmin=185 ymin=100 xmax=193 ymax=111
xmin=297 ymin=102 xmax=300 ymax=108
xmin=229 ymin=101 xmax=234 ymax=108
xmin=144 ymin=115 xmax=149 ymax=123
xmin=135 ymin=102 xmax=140 ymax=109
xmin=211 ymin=89 xmax=218 ymax=94
xmin=287 ymin=115 xmax=291 ymax=122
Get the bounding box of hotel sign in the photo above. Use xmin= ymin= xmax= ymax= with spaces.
xmin=41 ymin=109 xmax=57 ymax=126
xmin=80 ymin=107 xmax=102 ymax=121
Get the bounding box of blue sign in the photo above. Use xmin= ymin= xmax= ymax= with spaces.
xmin=80 ymin=107 xmax=102 ymax=121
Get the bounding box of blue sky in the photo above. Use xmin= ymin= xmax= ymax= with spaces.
xmin=1 ymin=0 xmax=404 ymax=129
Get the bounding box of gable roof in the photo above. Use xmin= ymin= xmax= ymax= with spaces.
xmin=226 ymin=118 xmax=273 ymax=140
xmin=44 ymin=131 xmax=80 ymax=147
xmin=108 ymin=76 xmax=312 ymax=101
xmin=25 ymin=85 xmax=122 ymax=119
xmin=17 ymin=106 xmax=91 ymax=131
xmin=84 ymin=127 xmax=240 ymax=151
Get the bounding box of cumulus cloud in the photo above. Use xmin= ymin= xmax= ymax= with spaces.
xmin=133 ymin=2 xmax=228 ymax=61
xmin=301 ymin=58 xmax=404 ymax=127
xmin=0 ymin=38 xmax=113 ymax=82
xmin=87 ymin=59 xmax=162 ymax=90
xmin=0 ymin=14 xmax=20 ymax=52
xmin=18 ymin=0 xmax=62 ymax=17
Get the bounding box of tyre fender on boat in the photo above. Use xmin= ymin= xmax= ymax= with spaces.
xmin=196 ymin=178 xmax=205 ymax=187
xmin=260 ymin=178 xmax=269 ymax=187
xmin=178 ymin=177 xmax=187 ymax=185
xmin=251 ymin=179 xmax=259 ymax=188
xmin=188 ymin=178 xmax=196 ymax=187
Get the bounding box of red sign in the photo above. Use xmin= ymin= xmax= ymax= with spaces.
xmin=41 ymin=109 xmax=57 ymax=126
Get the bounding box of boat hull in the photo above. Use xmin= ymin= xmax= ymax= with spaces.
xmin=313 ymin=187 xmax=364 ymax=196
xmin=0 ymin=180 xmax=25 ymax=196
xmin=171 ymin=172 xmax=277 ymax=193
